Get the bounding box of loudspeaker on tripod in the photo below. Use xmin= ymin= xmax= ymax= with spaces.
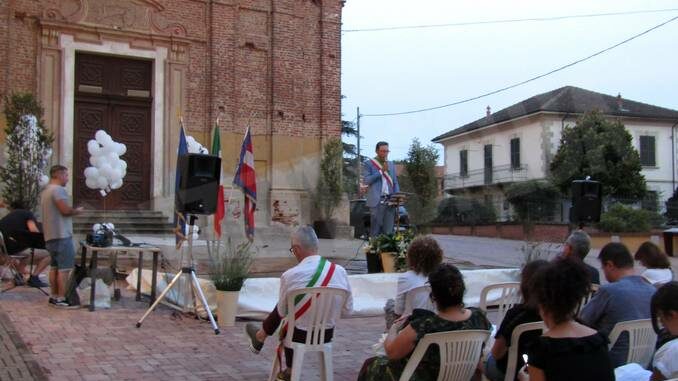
xmin=570 ymin=179 xmax=602 ymax=223
xmin=175 ymin=154 xmax=221 ymax=214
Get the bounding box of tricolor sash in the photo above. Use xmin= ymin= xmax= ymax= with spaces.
xmin=275 ymin=258 xmax=337 ymax=368
xmin=369 ymin=158 xmax=394 ymax=191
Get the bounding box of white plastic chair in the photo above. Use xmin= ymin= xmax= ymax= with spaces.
xmin=608 ymin=319 xmax=657 ymax=368
xmin=399 ymin=329 xmax=490 ymax=381
xmin=575 ymin=283 xmax=599 ymax=316
xmin=479 ymin=282 xmax=521 ymax=324
xmin=403 ymin=285 xmax=434 ymax=315
xmin=503 ymin=321 xmax=545 ymax=381
xmin=268 ymin=286 xmax=349 ymax=381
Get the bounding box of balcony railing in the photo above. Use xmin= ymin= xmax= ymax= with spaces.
xmin=444 ymin=164 xmax=529 ymax=190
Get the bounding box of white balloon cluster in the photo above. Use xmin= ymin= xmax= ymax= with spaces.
xmin=84 ymin=130 xmax=128 ymax=197
xmin=92 ymin=222 xmax=115 ymax=232
xmin=186 ymin=135 xmax=208 ymax=154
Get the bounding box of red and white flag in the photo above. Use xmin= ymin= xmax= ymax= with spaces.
xmin=233 ymin=127 xmax=256 ymax=240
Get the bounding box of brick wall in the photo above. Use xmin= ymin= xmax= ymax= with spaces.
xmin=1 ymin=0 xmax=342 ymax=139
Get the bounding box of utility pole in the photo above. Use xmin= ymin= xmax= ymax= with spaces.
xmin=356 ymin=107 xmax=361 ymax=195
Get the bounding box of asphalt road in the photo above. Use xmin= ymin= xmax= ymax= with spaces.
xmin=432 ymin=234 xmax=564 ymax=268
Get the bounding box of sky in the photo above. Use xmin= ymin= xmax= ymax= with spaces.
xmin=340 ymin=0 xmax=678 ymax=164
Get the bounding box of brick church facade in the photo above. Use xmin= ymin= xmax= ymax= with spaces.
xmin=0 ymin=0 xmax=343 ymax=227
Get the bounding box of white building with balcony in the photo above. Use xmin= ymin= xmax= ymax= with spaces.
xmin=432 ymin=86 xmax=678 ymax=219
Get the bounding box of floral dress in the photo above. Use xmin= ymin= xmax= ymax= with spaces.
xmin=357 ymin=308 xmax=491 ymax=381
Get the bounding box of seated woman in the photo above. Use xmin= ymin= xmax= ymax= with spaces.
xmin=518 ymin=258 xmax=614 ymax=381
xmin=650 ymin=281 xmax=678 ymax=380
xmin=384 ymin=236 xmax=443 ymax=328
xmin=485 ymin=259 xmax=549 ymax=381
xmin=635 ymin=242 xmax=673 ymax=287
xmin=358 ymin=263 xmax=491 ymax=381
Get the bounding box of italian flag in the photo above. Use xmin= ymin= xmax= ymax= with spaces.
xmin=211 ymin=123 xmax=225 ymax=237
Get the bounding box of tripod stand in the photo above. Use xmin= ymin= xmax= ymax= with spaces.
xmin=136 ymin=215 xmax=220 ymax=334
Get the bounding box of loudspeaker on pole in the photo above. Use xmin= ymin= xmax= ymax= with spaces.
xmin=175 ymin=154 xmax=221 ymax=215
xmin=569 ymin=179 xmax=602 ymax=224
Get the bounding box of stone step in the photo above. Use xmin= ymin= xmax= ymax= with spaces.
xmin=74 ymin=210 xmax=174 ymax=234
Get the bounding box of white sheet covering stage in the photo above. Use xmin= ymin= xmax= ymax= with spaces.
xmin=127 ymin=268 xmax=520 ymax=320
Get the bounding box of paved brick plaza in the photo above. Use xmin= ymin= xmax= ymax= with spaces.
xmin=1 ymin=285 xmax=386 ymax=381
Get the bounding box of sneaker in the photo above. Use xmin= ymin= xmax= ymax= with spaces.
xmin=49 ymin=298 xmax=79 ymax=309
xmin=27 ymin=275 xmax=48 ymax=288
xmin=276 ymin=369 xmax=291 ymax=381
xmin=13 ymin=272 xmax=25 ymax=286
xmin=244 ymin=322 xmax=264 ymax=354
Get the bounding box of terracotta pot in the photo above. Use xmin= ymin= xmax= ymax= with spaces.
xmin=216 ymin=290 xmax=240 ymax=326
xmin=380 ymin=252 xmax=397 ymax=273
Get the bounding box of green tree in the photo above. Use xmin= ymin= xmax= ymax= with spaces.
xmin=314 ymin=138 xmax=344 ymax=220
xmin=400 ymin=138 xmax=439 ymax=224
xmin=0 ymin=93 xmax=54 ymax=211
xmin=549 ymin=110 xmax=646 ymax=199
xmin=341 ymin=120 xmax=359 ymax=198
xmin=505 ymin=180 xmax=560 ymax=222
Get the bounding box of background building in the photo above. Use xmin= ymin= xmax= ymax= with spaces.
xmin=433 ymin=86 xmax=678 ymax=219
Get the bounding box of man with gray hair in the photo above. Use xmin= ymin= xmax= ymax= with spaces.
xmin=562 ymin=229 xmax=600 ymax=284
xmin=244 ymin=225 xmax=353 ymax=381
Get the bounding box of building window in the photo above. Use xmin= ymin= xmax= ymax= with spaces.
xmin=484 ymin=144 xmax=493 ymax=184
xmin=460 ymin=150 xmax=468 ymax=177
xmin=639 ymin=135 xmax=656 ymax=167
xmin=510 ymin=138 xmax=520 ymax=169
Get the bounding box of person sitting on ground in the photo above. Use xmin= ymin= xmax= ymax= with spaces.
xmin=580 ymin=242 xmax=656 ymax=367
xmin=517 ymin=258 xmax=614 ymax=381
xmin=485 ymin=259 xmax=549 ymax=381
xmin=244 ymin=225 xmax=353 ymax=381
xmin=560 ymin=229 xmax=599 ymax=284
xmin=384 ymin=236 xmax=443 ymax=329
xmin=357 ymin=263 xmax=492 ymax=381
xmin=648 ymin=281 xmax=678 ymax=380
xmin=635 ymin=241 xmax=673 ymax=287
xmin=0 ymin=201 xmax=50 ymax=287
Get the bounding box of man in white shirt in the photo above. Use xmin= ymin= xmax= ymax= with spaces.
xmin=245 ymin=225 xmax=353 ymax=380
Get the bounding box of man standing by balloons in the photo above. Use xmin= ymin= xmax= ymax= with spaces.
xmin=40 ymin=165 xmax=83 ymax=308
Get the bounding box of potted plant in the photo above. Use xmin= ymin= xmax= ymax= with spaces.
xmin=208 ymin=237 xmax=254 ymax=326
xmin=313 ymin=138 xmax=344 ymax=238
xmin=372 ymin=231 xmax=414 ymax=273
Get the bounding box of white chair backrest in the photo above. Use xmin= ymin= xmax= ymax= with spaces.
xmin=479 ymin=282 xmax=521 ymax=324
xmin=608 ymin=319 xmax=657 ymax=368
xmin=504 ymin=321 xmax=545 ymax=381
xmin=575 ymin=283 xmax=600 ymax=316
xmin=399 ymin=329 xmax=490 ymax=381
xmin=403 ymin=285 xmax=434 ymax=315
xmin=283 ymin=287 xmax=349 ymax=347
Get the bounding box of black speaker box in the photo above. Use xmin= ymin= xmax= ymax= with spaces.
xmin=175 ymin=154 xmax=221 ymax=214
xmin=570 ymin=179 xmax=602 ymax=223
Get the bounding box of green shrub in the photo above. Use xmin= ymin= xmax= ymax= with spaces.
xmin=597 ymin=203 xmax=664 ymax=232
xmin=435 ymin=197 xmax=496 ymax=225
xmin=505 ymin=180 xmax=560 ymax=222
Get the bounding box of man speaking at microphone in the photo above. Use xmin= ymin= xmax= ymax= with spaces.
xmin=362 ymin=141 xmax=400 ymax=237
